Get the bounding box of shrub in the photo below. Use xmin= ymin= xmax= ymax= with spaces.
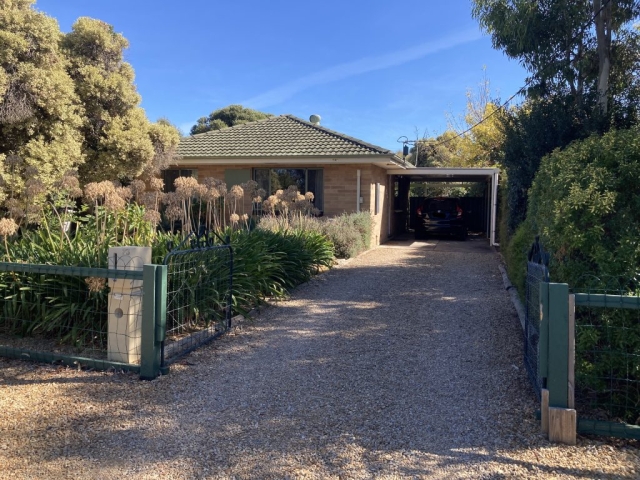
xmin=321 ymin=212 xmax=373 ymax=259
xmin=504 ymin=220 xmax=535 ymax=300
xmin=528 ymin=127 xmax=640 ymax=284
xmin=257 ymin=211 xmax=374 ymax=260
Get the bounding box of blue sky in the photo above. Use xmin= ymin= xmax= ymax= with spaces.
xmin=35 ymin=0 xmax=527 ymax=151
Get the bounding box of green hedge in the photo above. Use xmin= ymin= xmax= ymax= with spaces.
xmin=527 ymin=127 xmax=640 ymax=284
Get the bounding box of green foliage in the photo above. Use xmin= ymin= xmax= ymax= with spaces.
xmin=504 ymin=219 xmax=535 ymax=300
xmin=0 ymin=0 xmax=84 ymax=192
xmin=190 ymin=104 xmax=273 ymax=135
xmin=62 ymin=17 xmax=180 ymax=182
xmin=0 ymin=2 xmax=180 ymax=192
xmin=473 ymin=0 xmax=640 ymax=244
xmin=500 ymin=97 xmax=593 ymax=235
xmin=257 ymin=211 xmax=374 ymax=260
xmin=471 ymin=0 xmax=640 ymax=107
xmin=528 ymin=127 xmax=640 ymax=283
xmin=322 ymin=212 xmax=373 ymax=259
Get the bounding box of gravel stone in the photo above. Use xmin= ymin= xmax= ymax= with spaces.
xmin=1 ymin=238 xmax=638 ymax=479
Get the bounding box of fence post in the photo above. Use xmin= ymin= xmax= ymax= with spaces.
xmin=155 ymin=264 xmax=168 ymax=374
xmin=539 ymin=281 xmax=549 ymax=385
xmin=548 ymin=283 xmax=569 ymax=408
xmin=546 ymin=282 xmax=576 ymax=445
xmin=140 ymin=264 xmax=160 ymax=380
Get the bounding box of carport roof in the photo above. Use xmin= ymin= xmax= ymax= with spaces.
xmin=387 ymin=167 xmax=499 ymax=183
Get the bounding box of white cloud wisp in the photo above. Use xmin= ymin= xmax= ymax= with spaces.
xmin=241 ymin=28 xmax=483 ymax=109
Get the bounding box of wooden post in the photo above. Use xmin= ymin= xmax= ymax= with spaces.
xmin=541 ymin=388 xmax=550 ymax=434
xmin=548 ymin=407 xmax=577 ymax=445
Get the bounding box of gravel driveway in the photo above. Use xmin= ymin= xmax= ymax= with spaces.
xmin=1 ymin=238 xmax=638 ymax=479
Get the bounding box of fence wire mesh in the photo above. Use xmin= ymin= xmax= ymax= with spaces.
xmin=162 ymin=240 xmax=232 ymax=365
xmin=524 ymin=238 xmax=550 ymax=400
xmin=0 ymin=261 xmax=146 ymax=371
xmin=572 ymin=277 xmax=640 ymax=428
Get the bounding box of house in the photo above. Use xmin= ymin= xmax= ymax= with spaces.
xmin=175 ymin=114 xmax=409 ymax=246
xmin=174 ymin=114 xmax=500 ymax=246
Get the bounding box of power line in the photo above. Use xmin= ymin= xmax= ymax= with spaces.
xmin=424 ymin=0 xmax=614 ymax=150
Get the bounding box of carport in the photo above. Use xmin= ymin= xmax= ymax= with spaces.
xmin=387 ymin=167 xmax=500 ymax=246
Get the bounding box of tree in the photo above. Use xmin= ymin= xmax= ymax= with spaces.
xmin=472 ymin=0 xmax=640 ymax=117
xmin=190 ymin=104 xmax=272 ymax=135
xmin=0 ymin=0 xmax=84 ymax=195
xmin=413 ymin=76 xmax=506 ymax=169
xmin=62 ymin=17 xmax=180 ymax=182
xmin=0 ymin=2 xmax=180 ymax=196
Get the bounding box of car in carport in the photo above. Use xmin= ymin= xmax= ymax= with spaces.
xmin=415 ymin=197 xmax=467 ymax=240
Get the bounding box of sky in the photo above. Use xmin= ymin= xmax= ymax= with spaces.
xmin=35 ymin=0 xmax=528 ymax=151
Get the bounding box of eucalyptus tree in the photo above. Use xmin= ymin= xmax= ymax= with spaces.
xmin=472 ymin=0 xmax=640 ymax=117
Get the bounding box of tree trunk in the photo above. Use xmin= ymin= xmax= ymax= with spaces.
xmin=594 ymin=0 xmax=612 ymax=115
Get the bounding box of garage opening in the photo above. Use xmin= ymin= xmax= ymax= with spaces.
xmin=387 ymin=168 xmax=500 ymax=246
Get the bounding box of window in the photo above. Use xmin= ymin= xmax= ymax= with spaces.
xmin=254 ymin=168 xmax=323 ymax=210
xmin=375 ymin=183 xmax=380 ymax=215
xmin=162 ymin=169 xmax=198 ymax=192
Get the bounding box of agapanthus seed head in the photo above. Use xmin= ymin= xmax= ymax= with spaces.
xmin=162 ymin=192 xmax=179 ymax=207
xmin=5 ymin=198 xmax=24 ymax=218
xmin=165 ymin=205 xmax=182 ymax=221
xmin=242 ymin=180 xmax=258 ymax=196
xmin=305 ymin=191 xmax=314 ymax=201
xmin=129 ymin=179 xmax=146 ymax=197
xmin=174 ymin=176 xmax=199 ymax=198
xmin=55 ymin=174 xmax=82 ymax=198
xmin=84 ymin=182 xmax=101 ymax=203
xmin=229 ymin=185 xmax=244 ymax=199
xmin=241 ymin=213 xmax=249 ymax=221
xmin=194 ymin=184 xmax=207 ymax=198
xmin=149 ymin=178 xmax=164 ymax=192
xmin=115 ymin=186 xmax=133 ymax=202
xmin=230 ymin=213 xmax=240 ymax=223
xmin=25 ymin=204 xmax=41 ymax=224
xmin=205 ymin=187 xmax=220 ymax=201
xmin=85 ymin=277 xmax=106 ymax=293
xmin=143 ymin=210 xmax=161 ymax=226
xmin=104 ymin=192 xmax=126 ymax=212
xmin=24 ymin=178 xmax=46 ymax=198
xmin=140 ymin=191 xmax=159 ymax=209
xmin=0 ymin=218 xmax=18 ymax=236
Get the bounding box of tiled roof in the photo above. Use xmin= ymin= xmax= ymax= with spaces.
xmin=177 ymin=115 xmax=395 ymax=158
